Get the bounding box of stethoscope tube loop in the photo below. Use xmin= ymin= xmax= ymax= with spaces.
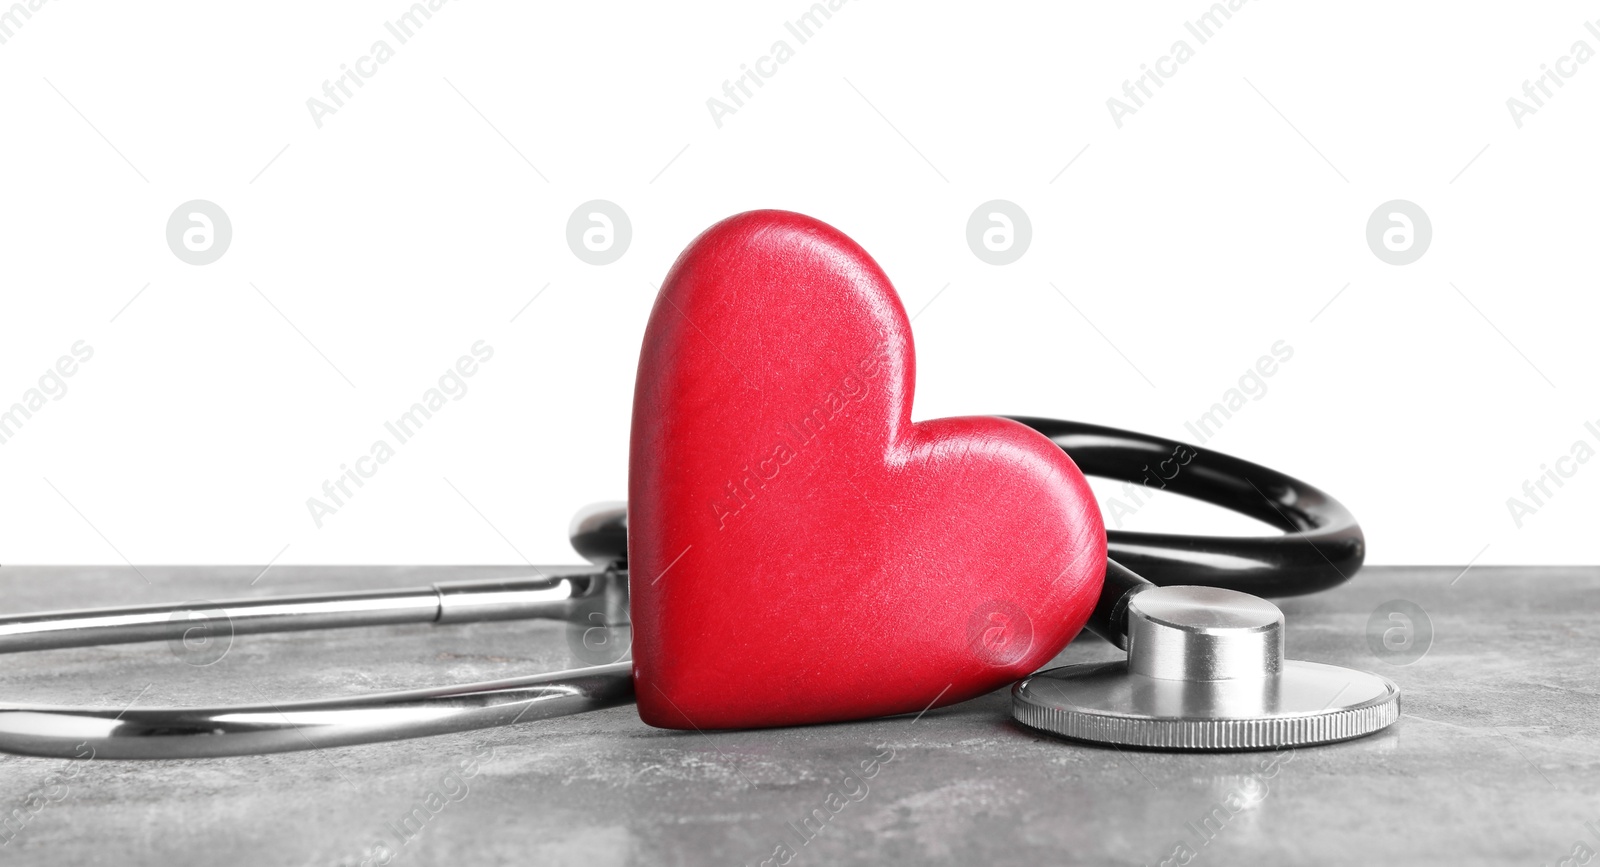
xmin=1010 ymin=417 xmax=1365 ymax=598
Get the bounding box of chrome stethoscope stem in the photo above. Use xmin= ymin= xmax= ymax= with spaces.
xmin=0 ymin=567 xmax=615 ymax=654
xmin=0 ymin=506 xmax=638 ymax=760
xmin=0 ymin=567 xmax=637 ymax=759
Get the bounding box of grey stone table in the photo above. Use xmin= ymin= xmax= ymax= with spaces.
xmin=0 ymin=565 xmax=1595 ymax=866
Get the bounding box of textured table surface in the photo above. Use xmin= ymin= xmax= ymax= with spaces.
xmin=0 ymin=565 xmax=1595 ymax=867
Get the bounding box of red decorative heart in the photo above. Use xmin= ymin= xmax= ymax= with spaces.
xmin=629 ymin=210 xmax=1105 ymax=729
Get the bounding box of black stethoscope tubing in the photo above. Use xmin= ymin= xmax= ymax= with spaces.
xmin=1014 ymin=417 xmax=1364 ymax=596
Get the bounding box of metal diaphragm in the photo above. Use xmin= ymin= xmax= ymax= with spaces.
xmin=1013 ymin=586 xmax=1400 ymax=750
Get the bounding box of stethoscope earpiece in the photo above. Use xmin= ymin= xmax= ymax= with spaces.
xmin=568 ymin=501 xmax=628 ymax=568
xmin=1013 ymin=584 xmax=1400 ymax=749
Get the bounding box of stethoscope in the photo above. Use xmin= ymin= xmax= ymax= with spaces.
xmin=0 ymin=418 xmax=1397 ymax=759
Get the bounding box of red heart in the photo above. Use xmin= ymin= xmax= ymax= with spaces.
xmin=629 ymin=211 xmax=1105 ymax=729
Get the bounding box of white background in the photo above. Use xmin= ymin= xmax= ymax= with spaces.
xmin=1 ymin=0 xmax=1596 ymax=568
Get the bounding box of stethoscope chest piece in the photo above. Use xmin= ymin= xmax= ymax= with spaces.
xmin=1013 ymin=585 xmax=1400 ymax=750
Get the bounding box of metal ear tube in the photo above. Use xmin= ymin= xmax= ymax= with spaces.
xmin=0 ymin=509 xmax=637 ymax=760
xmin=0 ymin=504 xmax=635 ymax=658
xmin=0 ymin=569 xmax=617 ymax=655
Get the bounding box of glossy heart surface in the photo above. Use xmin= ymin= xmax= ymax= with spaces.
xmin=629 ymin=210 xmax=1105 ymax=729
